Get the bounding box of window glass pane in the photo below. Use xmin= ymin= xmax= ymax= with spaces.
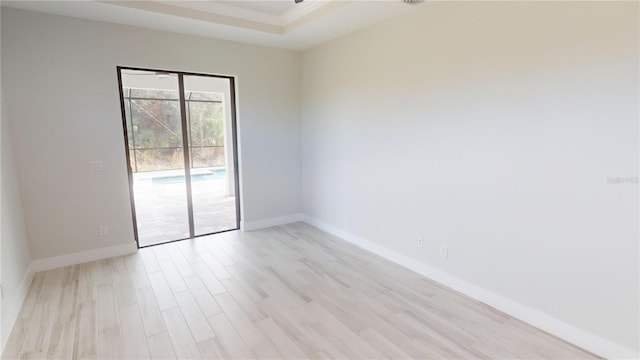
xmin=184 ymin=75 xmax=237 ymax=237
xmin=188 ymin=91 xmax=223 ymax=102
xmin=191 ymin=146 xmax=225 ymax=169
xmin=124 ymin=98 xmax=133 ymax=150
xmin=121 ymin=70 xmax=190 ymax=246
xmin=130 ymin=99 xmax=182 ymax=149
xmin=187 ymin=101 xmax=224 ymax=147
xmin=133 ymin=148 xmax=185 ymax=172
xmin=130 ymin=88 xmax=179 ymax=100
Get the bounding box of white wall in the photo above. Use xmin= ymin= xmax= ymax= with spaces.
xmin=301 ymin=1 xmax=638 ymax=356
xmin=1 ymin=8 xmax=301 ymax=260
xmin=2 ymin=2 xmax=638 ymax=357
xmin=1 ymin=84 xmax=33 ymax=348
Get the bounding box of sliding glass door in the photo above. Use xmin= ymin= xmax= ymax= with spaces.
xmin=117 ymin=67 xmax=240 ymax=247
xmin=182 ymin=75 xmax=240 ymax=237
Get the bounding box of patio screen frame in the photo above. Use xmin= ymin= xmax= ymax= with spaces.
xmin=116 ymin=66 xmax=242 ymax=248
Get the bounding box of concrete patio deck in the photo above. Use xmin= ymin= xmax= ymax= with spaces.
xmin=132 ymin=168 xmax=237 ymax=246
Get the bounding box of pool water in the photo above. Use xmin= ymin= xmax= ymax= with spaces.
xmin=151 ymin=169 xmax=226 ymax=184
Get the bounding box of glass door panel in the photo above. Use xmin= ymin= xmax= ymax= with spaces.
xmin=120 ymin=70 xmax=190 ymax=246
xmin=183 ymin=75 xmax=239 ymax=236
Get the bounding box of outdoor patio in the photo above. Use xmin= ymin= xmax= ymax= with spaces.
xmin=132 ymin=168 xmax=237 ymax=246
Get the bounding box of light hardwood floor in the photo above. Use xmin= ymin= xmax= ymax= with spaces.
xmin=3 ymin=222 xmax=597 ymax=359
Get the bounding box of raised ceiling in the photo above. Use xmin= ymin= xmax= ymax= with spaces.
xmin=0 ymin=0 xmax=426 ymax=50
xmin=215 ymin=1 xmax=297 ymax=15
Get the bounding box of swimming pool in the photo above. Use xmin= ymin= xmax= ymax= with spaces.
xmin=151 ymin=168 xmax=226 ymax=184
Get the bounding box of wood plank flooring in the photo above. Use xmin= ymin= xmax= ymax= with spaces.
xmin=2 ymin=222 xmax=596 ymax=359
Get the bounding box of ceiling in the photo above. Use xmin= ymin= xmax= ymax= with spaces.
xmin=0 ymin=0 xmax=426 ymax=50
xmin=215 ymin=1 xmax=297 ymax=15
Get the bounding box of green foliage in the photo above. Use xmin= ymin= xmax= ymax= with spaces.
xmin=124 ymin=88 xmax=226 ymax=172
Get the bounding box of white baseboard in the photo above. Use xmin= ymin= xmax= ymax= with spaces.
xmin=241 ymin=213 xmax=304 ymax=232
xmin=1 ymin=265 xmax=34 ymax=353
xmin=301 ymin=214 xmax=638 ymax=360
xmin=30 ymin=242 xmax=138 ymax=273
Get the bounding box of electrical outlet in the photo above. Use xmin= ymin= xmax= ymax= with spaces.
xmin=99 ymin=225 xmax=109 ymax=236
xmin=417 ymin=237 xmax=423 ymax=247
xmin=89 ymin=160 xmax=104 ymax=171
xmin=440 ymin=244 xmax=448 ymax=258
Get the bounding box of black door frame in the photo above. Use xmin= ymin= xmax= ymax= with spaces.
xmin=116 ymin=66 xmax=242 ymax=248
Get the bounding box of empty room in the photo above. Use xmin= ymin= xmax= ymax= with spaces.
xmin=0 ymin=0 xmax=638 ymax=359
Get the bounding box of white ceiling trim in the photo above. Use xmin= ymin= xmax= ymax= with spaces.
xmin=0 ymin=0 xmax=425 ymax=50
xmin=280 ymin=0 xmax=343 ymax=25
xmin=98 ymin=0 xmax=348 ymax=34
xmin=98 ymin=0 xmax=283 ymax=34
xmin=162 ymin=1 xmax=284 ymax=25
xmin=284 ymin=1 xmax=350 ymax=32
